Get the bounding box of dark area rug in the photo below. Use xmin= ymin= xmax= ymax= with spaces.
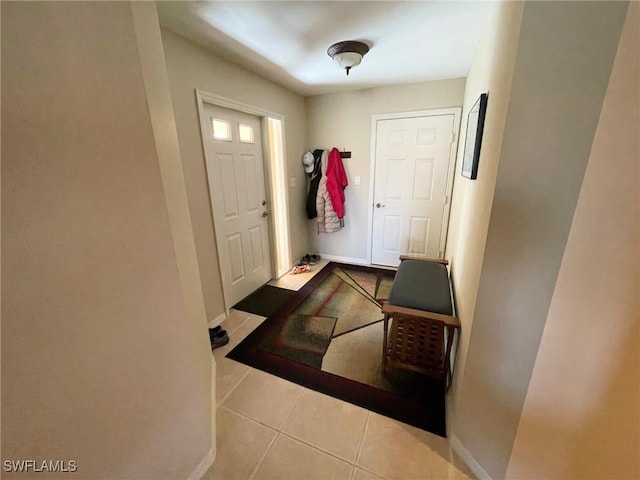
xmin=232 ymin=284 xmax=297 ymax=318
xmin=227 ymin=262 xmax=447 ymax=437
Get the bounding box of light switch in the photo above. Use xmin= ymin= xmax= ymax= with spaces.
xmin=354 ymin=176 xmax=361 ymax=186
xmin=290 ymin=177 xmax=296 ymax=188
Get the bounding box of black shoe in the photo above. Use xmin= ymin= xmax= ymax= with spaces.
xmin=299 ymin=254 xmax=312 ymax=265
xmin=209 ymin=328 xmax=229 ymax=350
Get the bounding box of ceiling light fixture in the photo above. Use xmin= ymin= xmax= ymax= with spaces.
xmin=327 ymin=40 xmax=370 ymax=76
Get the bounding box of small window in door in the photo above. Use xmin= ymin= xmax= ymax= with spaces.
xmin=212 ymin=118 xmax=231 ymax=141
xmin=238 ymin=124 xmax=255 ymax=144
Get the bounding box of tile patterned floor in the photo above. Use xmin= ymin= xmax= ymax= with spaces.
xmin=204 ymin=261 xmax=476 ymax=480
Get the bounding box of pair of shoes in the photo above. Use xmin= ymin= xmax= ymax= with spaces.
xmin=299 ymin=254 xmax=312 ymax=265
xmin=209 ymin=326 xmax=229 ymax=350
xmin=299 ymin=253 xmax=321 ymax=265
xmin=290 ymin=264 xmax=310 ymax=275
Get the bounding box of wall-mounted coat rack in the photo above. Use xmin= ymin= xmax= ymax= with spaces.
xmin=309 ymin=147 xmax=351 ymax=158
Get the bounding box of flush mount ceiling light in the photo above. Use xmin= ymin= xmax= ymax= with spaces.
xmin=327 ymin=40 xmax=370 ymax=76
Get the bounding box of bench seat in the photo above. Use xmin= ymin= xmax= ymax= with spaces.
xmin=388 ymin=260 xmax=453 ymax=315
xmin=382 ymin=257 xmax=459 ymax=384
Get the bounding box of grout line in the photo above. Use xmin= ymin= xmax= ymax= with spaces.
xmin=353 ymin=466 xmax=392 ymax=480
xmin=277 ymin=387 xmax=306 ymax=431
xmin=276 ymin=431 xmax=355 ymax=467
xmin=248 ymin=432 xmax=280 ymax=480
xmin=218 ymin=381 xmax=304 ymax=434
xmin=274 ymin=427 xmax=393 ymax=480
xmin=235 ymin=397 xmax=393 ymax=478
xmin=266 ymin=405 xmax=378 ymax=471
xmin=217 ymin=404 xmax=277 ymax=434
xmin=355 ymin=411 xmax=372 ymax=466
xmin=218 ymin=368 xmax=387 ymax=478
xmin=223 ymin=384 xmax=368 ymax=469
xmin=348 ymin=465 xmax=356 ymax=480
xmin=218 ymin=403 xmax=283 ymax=436
xmin=352 ymin=416 xmax=397 ymax=478
xmin=350 ymin=458 xmax=394 ymax=480
xmin=224 ymin=311 xmax=249 ymax=336
xmin=218 ymin=366 xmax=252 ymax=406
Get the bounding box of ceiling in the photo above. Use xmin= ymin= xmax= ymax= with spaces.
xmin=157 ymin=1 xmax=497 ymax=97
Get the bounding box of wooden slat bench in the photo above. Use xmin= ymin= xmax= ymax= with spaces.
xmin=382 ymin=256 xmax=460 ymax=385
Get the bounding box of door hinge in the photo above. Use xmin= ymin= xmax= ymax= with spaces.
xmin=444 ymin=195 xmax=450 ymax=205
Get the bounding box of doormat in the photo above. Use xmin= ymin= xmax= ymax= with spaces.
xmin=232 ymin=285 xmax=298 ymax=318
xmin=227 ymin=262 xmax=447 ymax=437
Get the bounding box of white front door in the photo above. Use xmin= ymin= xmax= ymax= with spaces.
xmin=202 ymin=104 xmax=272 ymax=307
xmin=371 ymin=113 xmax=457 ymax=266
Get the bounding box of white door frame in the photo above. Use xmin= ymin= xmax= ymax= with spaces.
xmin=195 ymin=90 xmax=292 ymax=312
xmin=367 ymin=108 xmax=461 ymax=263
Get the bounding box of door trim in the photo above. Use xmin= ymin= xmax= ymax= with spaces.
xmin=368 ymin=108 xmax=461 ymax=263
xmin=195 ymin=90 xmax=292 ymax=312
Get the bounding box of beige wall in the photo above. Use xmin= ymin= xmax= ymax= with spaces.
xmin=445 ymin=0 xmax=524 ymax=418
xmin=160 ymin=28 xmax=308 ymax=319
xmin=305 ymin=79 xmax=466 ymax=262
xmin=1 ymin=2 xmax=212 ymax=478
xmin=451 ymin=2 xmax=629 ymax=478
xmin=507 ymin=3 xmax=639 ymax=478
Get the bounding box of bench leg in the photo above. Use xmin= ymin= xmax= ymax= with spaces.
xmin=382 ymin=314 xmax=390 ymax=374
xmin=444 ymin=325 xmax=456 ymax=390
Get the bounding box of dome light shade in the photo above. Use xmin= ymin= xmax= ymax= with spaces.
xmin=327 ymin=41 xmax=370 ymax=76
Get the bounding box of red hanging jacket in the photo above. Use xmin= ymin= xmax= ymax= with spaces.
xmin=326 ymin=147 xmax=348 ymax=218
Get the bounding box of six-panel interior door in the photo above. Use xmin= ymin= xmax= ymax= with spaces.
xmin=203 ymin=104 xmax=272 ymax=307
xmin=371 ymin=114 xmax=456 ymax=266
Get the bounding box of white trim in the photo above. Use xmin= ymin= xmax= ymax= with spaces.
xmin=187 ymin=356 xmax=218 ymax=480
xmin=318 ymin=254 xmax=397 ymax=271
xmin=279 ymin=119 xmax=293 ymax=276
xmin=371 ymin=107 xmax=461 ymax=122
xmin=439 ymin=110 xmax=462 ymax=257
xmin=187 ymin=431 xmax=215 ymax=480
xmin=366 ymin=119 xmax=378 ymax=264
xmin=318 ymin=254 xmax=371 ymax=266
xmin=368 ymin=107 xmax=462 ymax=264
xmin=264 ymin=117 xmax=292 ymax=279
xmin=261 ymin=116 xmax=278 ymax=278
xmin=186 ymin=434 xmax=215 ymax=480
xmin=196 ymin=90 xmax=284 ymax=120
xmin=450 ymin=435 xmax=492 ymax=480
xmin=208 ymin=312 xmax=227 ymax=328
xmin=195 ymin=90 xmax=291 ymax=310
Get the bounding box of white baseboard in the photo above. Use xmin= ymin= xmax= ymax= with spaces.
xmin=187 ymin=443 xmax=215 ymax=480
xmin=319 ymin=254 xmax=398 ymax=271
xmin=450 ymin=435 xmax=492 ymax=480
xmin=187 ymin=357 xmax=217 ymax=480
xmin=208 ymin=312 xmax=226 ymax=328
xmin=318 ymin=254 xmax=371 ymax=266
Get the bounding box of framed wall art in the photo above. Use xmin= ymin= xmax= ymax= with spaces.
xmin=461 ymin=93 xmax=488 ymax=180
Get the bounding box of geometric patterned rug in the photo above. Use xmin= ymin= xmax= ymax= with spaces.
xmin=227 ymin=262 xmax=447 ymax=436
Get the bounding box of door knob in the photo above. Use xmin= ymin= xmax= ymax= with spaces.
xmin=376 ymin=203 xmax=386 ymax=208
xmin=261 ymin=211 xmax=268 ymax=217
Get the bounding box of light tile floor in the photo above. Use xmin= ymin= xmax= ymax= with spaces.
xmin=204 ymin=261 xmax=476 ymax=480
